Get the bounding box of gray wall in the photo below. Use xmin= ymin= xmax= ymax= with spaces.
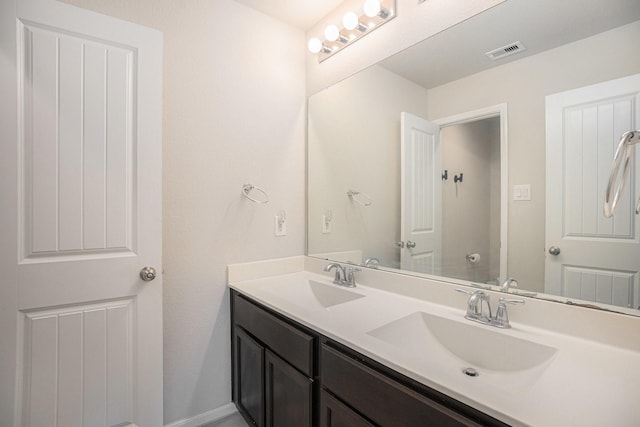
xmin=441 ymin=118 xmax=500 ymax=284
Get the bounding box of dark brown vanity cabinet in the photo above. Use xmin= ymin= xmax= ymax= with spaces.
xmin=232 ymin=291 xmax=315 ymax=427
xmin=231 ymin=290 xmax=509 ymax=427
xmin=320 ymin=343 xmax=494 ymax=427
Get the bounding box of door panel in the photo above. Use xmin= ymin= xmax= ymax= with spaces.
xmin=22 ymin=22 xmax=135 ymax=259
xmin=1 ymin=0 xmax=163 ymax=425
xmin=401 ymin=112 xmax=442 ymax=274
xmin=545 ymin=74 xmax=640 ymax=309
xmin=21 ymin=300 xmax=136 ymax=427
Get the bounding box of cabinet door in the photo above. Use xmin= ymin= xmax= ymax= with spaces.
xmin=265 ymin=350 xmax=312 ymax=427
xmin=320 ymin=390 xmax=375 ymax=427
xmin=235 ymin=327 xmax=265 ymax=427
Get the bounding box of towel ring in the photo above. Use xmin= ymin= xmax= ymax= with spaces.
xmin=604 ymin=130 xmax=640 ymax=218
xmin=242 ymin=184 xmax=269 ymax=204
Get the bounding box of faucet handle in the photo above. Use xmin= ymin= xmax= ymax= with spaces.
xmin=344 ymin=266 xmax=361 ymax=287
xmin=493 ymin=297 xmax=525 ymax=328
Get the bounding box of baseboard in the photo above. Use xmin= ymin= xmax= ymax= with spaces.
xmin=164 ymin=402 xmax=238 ymax=427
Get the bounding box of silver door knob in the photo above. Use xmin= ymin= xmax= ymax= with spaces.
xmin=406 ymin=241 xmax=416 ymax=249
xmin=396 ymin=241 xmax=405 ymax=248
xmin=548 ymin=246 xmax=561 ymax=256
xmin=140 ymin=266 xmax=157 ymax=281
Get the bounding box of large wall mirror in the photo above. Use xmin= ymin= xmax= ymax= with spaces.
xmin=307 ymin=0 xmax=640 ymax=316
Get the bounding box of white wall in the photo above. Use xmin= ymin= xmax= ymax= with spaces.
xmin=427 ymin=21 xmax=640 ymax=291
xmin=308 ymin=65 xmax=428 ymax=268
xmin=62 ymin=0 xmax=306 ymax=424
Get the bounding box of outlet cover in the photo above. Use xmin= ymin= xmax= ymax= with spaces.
xmin=322 ymin=215 xmax=331 ymax=234
xmin=275 ymin=215 xmax=287 ymax=236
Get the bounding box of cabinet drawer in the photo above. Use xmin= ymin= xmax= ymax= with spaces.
xmin=234 ymin=294 xmax=314 ymax=376
xmin=321 ymin=344 xmax=482 ymax=427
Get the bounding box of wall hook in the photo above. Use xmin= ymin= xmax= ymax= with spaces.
xmin=454 ymin=173 xmax=464 ymax=183
xmin=442 ymin=170 xmax=448 ymax=181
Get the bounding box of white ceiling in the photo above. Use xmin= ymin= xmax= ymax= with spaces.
xmin=380 ymin=0 xmax=640 ymax=89
xmin=232 ymin=0 xmax=640 ymax=89
xmin=232 ymin=0 xmax=343 ymax=30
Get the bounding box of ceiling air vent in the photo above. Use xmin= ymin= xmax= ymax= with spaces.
xmin=485 ymin=41 xmax=526 ymax=61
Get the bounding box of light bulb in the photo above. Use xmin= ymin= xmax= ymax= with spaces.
xmin=324 ymin=24 xmax=340 ymax=42
xmin=343 ymin=12 xmax=359 ymax=30
xmin=308 ymin=37 xmax=322 ymax=54
xmin=364 ymin=0 xmax=381 ymax=17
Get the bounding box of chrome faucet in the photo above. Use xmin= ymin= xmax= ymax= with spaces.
xmin=457 ymin=289 xmax=492 ymax=323
xmin=324 ymin=263 xmax=360 ymax=287
xmin=500 ymin=277 xmax=538 ymax=297
xmin=500 ymin=277 xmax=519 ymax=292
xmin=456 ymin=289 xmax=524 ymax=329
xmin=324 ymin=263 xmax=345 ymax=285
xmin=364 ymin=257 xmax=380 ymax=268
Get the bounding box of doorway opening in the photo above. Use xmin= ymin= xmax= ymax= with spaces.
xmin=435 ymin=104 xmax=508 ymax=285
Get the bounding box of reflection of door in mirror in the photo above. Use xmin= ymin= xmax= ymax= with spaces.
xmin=400 ymin=113 xmax=441 ymax=275
xmin=545 ymin=74 xmax=640 ymax=310
xmin=440 ymin=118 xmax=501 ymax=285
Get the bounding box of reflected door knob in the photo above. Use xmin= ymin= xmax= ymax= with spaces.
xmin=406 ymin=241 xmax=416 ymax=249
xmin=140 ymin=266 xmax=157 ymax=281
xmin=548 ymin=246 xmax=561 ymax=256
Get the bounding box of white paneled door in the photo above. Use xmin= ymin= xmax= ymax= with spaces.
xmin=400 ymin=113 xmax=442 ymax=275
xmin=0 ymin=0 xmax=163 ymax=426
xmin=545 ymin=74 xmax=640 ymax=309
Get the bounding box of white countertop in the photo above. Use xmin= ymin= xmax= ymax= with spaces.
xmin=228 ymin=256 xmax=640 ymax=427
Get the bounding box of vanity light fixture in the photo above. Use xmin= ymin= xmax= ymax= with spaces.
xmin=307 ymin=0 xmax=396 ymax=62
xmin=342 ymin=12 xmax=366 ymax=32
xmin=324 ymin=23 xmax=349 ymax=44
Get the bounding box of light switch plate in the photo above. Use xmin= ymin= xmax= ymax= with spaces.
xmin=513 ymin=184 xmax=531 ymax=201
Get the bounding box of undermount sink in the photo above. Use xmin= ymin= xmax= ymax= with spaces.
xmin=306 ymin=280 xmax=365 ymax=308
xmin=368 ymin=312 xmax=557 ymax=372
xmin=264 ymin=279 xmax=365 ymax=309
